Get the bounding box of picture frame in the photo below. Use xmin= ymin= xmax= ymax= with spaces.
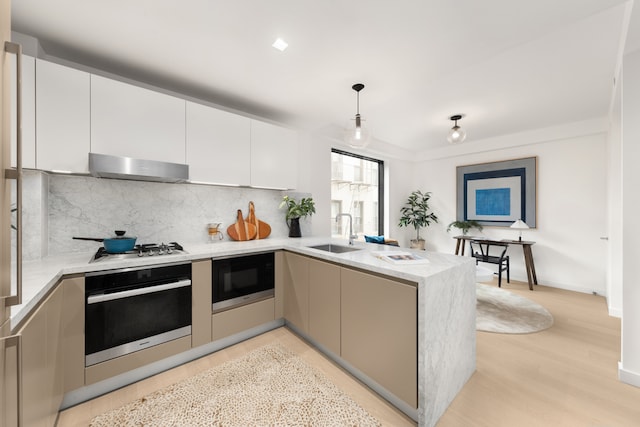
xmin=456 ymin=157 xmax=537 ymax=227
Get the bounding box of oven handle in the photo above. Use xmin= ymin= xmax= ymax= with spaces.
xmin=87 ymin=279 xmax=192 ymax=304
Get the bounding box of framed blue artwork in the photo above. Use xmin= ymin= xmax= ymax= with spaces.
xmin=456 ymin=157 xmax=536 ymax=227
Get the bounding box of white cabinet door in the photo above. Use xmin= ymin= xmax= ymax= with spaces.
xmin=11 ymin=54 xmax=35 ymax=168
xmin=186 ymin=102 xmax=250 ymax=185
xmin=90 ymin=75 xmax=186 ymax=164
xmin=250 ymin=120 xmax=297 ymax=189
xmin=36 ymin=59 xmax=90 ymax=173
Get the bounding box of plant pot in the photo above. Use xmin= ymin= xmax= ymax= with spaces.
xmin=410 ymin=238 xmax=425 ymax=250
xmin=288 ymin=217 xmax=302 ymax=238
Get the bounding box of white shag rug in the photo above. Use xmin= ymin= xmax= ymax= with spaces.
xmin=90 ymin=344 xmax=381 ymax=427
xmin=476 ymin=283 xmax=554 ymax=334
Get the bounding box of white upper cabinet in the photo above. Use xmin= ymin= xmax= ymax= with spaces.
xmin=250 ymin=120 xmax=297 ymax=189
xmin=90 ymin=75 xmax=186 ymax=164
xmin=185 ymin=102 xmax=250 ymax=186
xmin=11 ymin=54 xmax=35 ymax=169
xmin=36 ymin=59 xmax=90 ymax=173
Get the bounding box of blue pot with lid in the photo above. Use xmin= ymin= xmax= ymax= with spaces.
xmin=73 ymin=230 xmax=137 ymax=253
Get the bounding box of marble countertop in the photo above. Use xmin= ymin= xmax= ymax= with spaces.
xmin=10 ymin=236 xmax=473 ymax=330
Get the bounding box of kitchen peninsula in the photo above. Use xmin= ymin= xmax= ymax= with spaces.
xmin=9 ymin=237 xmax=476 ymax=427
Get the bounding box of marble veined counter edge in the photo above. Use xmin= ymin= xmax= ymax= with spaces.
xmin=11 ymin=236 xmax=473 ymax=330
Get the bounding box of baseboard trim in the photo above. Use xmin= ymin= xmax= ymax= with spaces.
xmin=618 ymin=361 xmax=640 ymax=388
xmin=608 ymin=305 xmax=622 ymax=318
xmin=285 ymin=321 xmax=419 ymax=423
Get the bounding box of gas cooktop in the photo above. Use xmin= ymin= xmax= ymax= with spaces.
xmin=90 ymin=242 xmax=186 ymax=263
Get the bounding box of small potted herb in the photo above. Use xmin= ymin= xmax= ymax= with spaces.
xmin=279 ymin=195 xmax=316 ymax=237
xmin=398 ymin=190 xmax=439 ymax=249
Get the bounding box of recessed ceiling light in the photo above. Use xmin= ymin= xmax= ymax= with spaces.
xmin=272 ymin=38 xmax=288 ymax=51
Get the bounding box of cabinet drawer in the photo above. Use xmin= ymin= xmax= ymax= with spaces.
xmin=212 ymin=298 xmax=275 ymax=341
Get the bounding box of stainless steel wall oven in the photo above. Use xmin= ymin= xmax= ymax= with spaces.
xmin=85 ymin=262 xmax=192 ymax=367
xmin=212 ymin=252 xmax=275 ymax=313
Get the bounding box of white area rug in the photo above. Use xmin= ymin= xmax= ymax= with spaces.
xmin=89 ymin=344 xmax=381 ymax=427
xmin=476 ymin=283 xmax=554 ymax=334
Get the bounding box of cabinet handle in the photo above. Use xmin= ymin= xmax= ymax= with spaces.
xmin=3 ymin=41 xmax=23 ymax=307
xmin=2 ymin=334 xmax=23 ymax=426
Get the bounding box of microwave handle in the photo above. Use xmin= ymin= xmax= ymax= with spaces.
xmin=87 ymin=279 xmax=192 ymax=304
xmin=3 ymin=41 xmax=23 ymax=307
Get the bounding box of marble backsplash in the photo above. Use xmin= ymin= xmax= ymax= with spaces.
xmin=20 ymin=171 xmax=312 ymax=260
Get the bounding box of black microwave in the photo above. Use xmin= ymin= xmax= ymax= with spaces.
xmin=212 ymin=252 xmax=275 ymax=313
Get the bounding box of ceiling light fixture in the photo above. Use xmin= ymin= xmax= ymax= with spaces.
xmin=345 ymin=83 xmax=371 ymax=148
xmin=272 ymin=38 xmax=288 ymax=51
xmin=447 ymin=114 xmax=467 ymax=144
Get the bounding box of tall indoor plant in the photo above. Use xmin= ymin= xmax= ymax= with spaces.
xmin=398 ymin=190 xmax=439 ymax=249
xmin=279 ymin=195 xmax=316 ymax=237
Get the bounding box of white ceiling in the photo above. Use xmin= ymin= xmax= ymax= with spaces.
xmin=11 ymin=0 xmax=637 ymax=155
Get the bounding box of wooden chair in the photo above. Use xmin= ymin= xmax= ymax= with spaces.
xmin=468 ymin=239 xmax=510 ymax=287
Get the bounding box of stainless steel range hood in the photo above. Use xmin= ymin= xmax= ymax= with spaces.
xmin=89 ymin=153 xmax=189 ymax=183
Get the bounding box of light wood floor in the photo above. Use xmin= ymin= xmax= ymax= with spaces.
xmin=58 ymin=279 xmax=640 ymax=426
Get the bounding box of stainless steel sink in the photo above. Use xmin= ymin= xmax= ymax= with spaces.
xmin=308 ymin=244 xmax=361 ymax=254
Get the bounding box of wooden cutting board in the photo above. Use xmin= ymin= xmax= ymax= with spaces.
xmin=227 ymin=209 xmax=257 ymax=241
xmin=246 ymin=201 xmax=271 ymax=239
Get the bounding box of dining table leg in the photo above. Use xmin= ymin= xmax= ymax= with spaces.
xmin=523 ymin=244 xmax=538 ymax=290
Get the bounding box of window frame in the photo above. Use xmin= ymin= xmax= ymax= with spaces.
xmin=331 ymin=148 xmax=385 ymax=236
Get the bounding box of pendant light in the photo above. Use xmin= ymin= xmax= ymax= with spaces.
xmin=345 ymin=83 xmax=371 ymax=148
xmin=447 ymin=114 xmax=467 ymax=144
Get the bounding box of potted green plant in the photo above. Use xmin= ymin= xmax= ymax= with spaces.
xmin=279 ymin=195 xmax=316 ymax=237
xmin=447 ymin=220 xmax=484 ymax=236
xmin=398 ymin=190 xmax=439 ymax=249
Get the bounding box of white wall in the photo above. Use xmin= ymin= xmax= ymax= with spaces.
xmin=412 ymin=130 xmax=609 ymax=294
xmin=296 ymin=123 xmax=610 ymax=296
xmin=607 ymin=69 xmax=623 ymax=317
xmin=620 ymin=48 xmax=640 ymax=387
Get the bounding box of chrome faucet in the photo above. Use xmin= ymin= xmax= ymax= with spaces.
xmin=336 ymin=213 xmax=357 ymax=245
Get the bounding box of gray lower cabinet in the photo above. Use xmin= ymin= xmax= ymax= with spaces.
xmin=192 ymin=259 xmax=213 ymax=347
xmin=4 ymin=277 xmax=86 ymax=427
xmin=283 ymin=252 xmax=341 ymax=352
xmin=341 ymin=268 xmax=417 ymax=408
xmin=308 ymin=258 xmax=341 ymax=355
xmin=283 ymin=252 xmax=418 ymax=409
xmin=4 ymin=285 xmax=63 ymax=427
xmin=283 ymin=252 xmax=310 ymax=334
xmin=61 ymin=277 xmax=85 ymax=393
xmin=212 ymin=298 xmax=275 ymax=341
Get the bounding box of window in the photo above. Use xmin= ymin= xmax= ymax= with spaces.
xmin=331 ymin=149 xmax=384 ymax=240
xmin=331 ymin=200 xmax=342 ymax=235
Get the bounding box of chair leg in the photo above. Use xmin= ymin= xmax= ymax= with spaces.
xmin=506 ymin=258 xmax=510 ymax=283
xmin=498 ymin=267 xmax=502 ymax=288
